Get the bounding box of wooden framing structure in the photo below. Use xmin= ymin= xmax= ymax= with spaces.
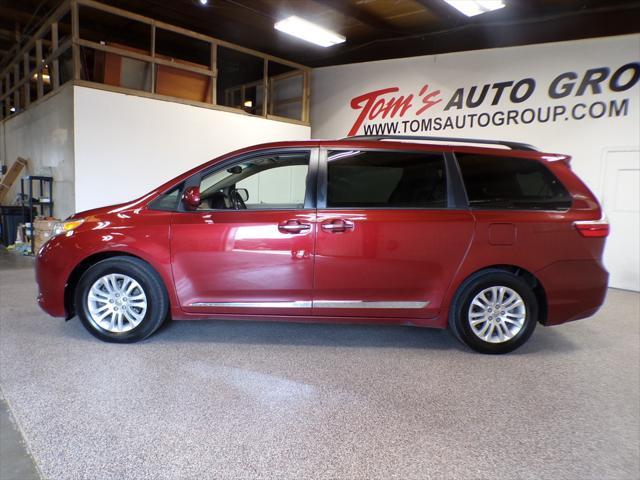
xmin=0 ymin=0 xmax=311 ymax=125
xmin=224 ymin=69 xmax=305 ymax=119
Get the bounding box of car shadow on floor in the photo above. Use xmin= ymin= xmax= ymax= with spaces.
xmin=147 ymin=317 xmax=578 ymax=354
xmin=158 ymin=319 xmax=459 ymax=350
xmin=56 ymin=314 xmax=578 ymax=354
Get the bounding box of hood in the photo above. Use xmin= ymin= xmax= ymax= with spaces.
xmin=69 ymin=190 xmax=161 ymax=220
xmin=70 ymin=203 xmax=128 ymax=219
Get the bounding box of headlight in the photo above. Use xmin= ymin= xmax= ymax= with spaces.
xmin=53 ymin=218 xmax=85 ymax=236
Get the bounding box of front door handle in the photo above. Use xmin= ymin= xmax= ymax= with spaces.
xmin=278 ymin=220 xmax=311 ymax=234
xmin=321 ymin=219 xmax=355 ymax=233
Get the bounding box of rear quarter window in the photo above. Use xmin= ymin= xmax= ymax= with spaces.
xmin=456 ymin=154 xmax=572 ymax=210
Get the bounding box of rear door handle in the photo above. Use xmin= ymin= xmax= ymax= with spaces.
xmin=278 ymin=220 xmax=311 ymax=234
xmin=321 ymin=219 xmax=354 ymax=233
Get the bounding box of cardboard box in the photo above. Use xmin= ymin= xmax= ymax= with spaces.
xmin=34 ymin=217 xmax=59 ymax=253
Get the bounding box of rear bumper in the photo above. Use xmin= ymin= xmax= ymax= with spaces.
xmin=535 ymin=259 xmax=609 ymax=326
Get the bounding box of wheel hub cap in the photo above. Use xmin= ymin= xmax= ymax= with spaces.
xmin=87 ymin=274 xmax=147 ymax=333
xmin=468 ymin=286 xmax=526 ymax=344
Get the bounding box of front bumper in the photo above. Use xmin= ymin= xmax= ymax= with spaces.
xmin=35 ymin=237 xmax=71 ymax=318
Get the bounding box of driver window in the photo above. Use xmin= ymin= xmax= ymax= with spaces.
xmin=197 ymin=151 xmax=310 ymax=210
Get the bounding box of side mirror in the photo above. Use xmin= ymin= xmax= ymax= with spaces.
xmin=234 ymin=188 xmax=249 ymax=202
xmin=182 ymin=186 xmax=201 ymax=210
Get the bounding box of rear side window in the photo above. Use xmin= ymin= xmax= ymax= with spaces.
xmin=456 ymin=154 xmax=572 ymax=210
xmin=327 ymin=150 xmax=447 ymax=208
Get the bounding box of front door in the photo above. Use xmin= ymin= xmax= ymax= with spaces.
xmin=171 ymin=149 xmax=317 ymax=315
xmin=312 ymin=148 xmax=474 ymax=320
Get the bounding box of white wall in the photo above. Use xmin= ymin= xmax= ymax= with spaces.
xmin=73 ymin=86 xmax=310 ymax=212
xmin=311 ymin=34 xmax=640 ymax=290
xmin=238 ymin=164 xmax=308 ymax=205
xmin=0 ymin=83 xmax=75 ymax=219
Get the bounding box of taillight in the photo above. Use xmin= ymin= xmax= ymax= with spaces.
xmin=574 ymin=217 xmax=610 ymax=237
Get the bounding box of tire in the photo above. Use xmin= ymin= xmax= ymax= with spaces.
xmin=449 ymin=270 xmax=537 ymax=354
xmin=75 ymin=256 xmax=169 ymax=343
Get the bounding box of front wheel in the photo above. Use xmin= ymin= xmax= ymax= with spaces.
xmin=449 ymin=270 xmax=538 ymax=354
xmin=75 ymin=257 xmax=169 ymax=343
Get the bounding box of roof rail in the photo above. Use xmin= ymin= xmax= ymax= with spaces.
xmin=342 ymin=135 xmax=539 ymax=152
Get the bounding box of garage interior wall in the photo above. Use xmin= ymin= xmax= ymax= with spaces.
xmin=73 ymin=86 xmax=311 ymax=213
xmin=0 ymin=83 xmax=311 ymax=221
xmin=311 ymin=34 xmax=640 ymax=291
xmin=0 ymin=83 xmax=75 ymax=219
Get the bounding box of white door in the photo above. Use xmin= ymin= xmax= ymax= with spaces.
xmin=602 ymin=148 xmax=640 ymax=291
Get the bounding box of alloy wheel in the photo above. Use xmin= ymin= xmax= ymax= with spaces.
xmin=468 ymin=286 xmax=526 ymax=343
xmin=86 ymin=274 xmax=148 ymax=333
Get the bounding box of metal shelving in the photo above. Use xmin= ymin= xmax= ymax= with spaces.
xmin=20 ymin=176 xmax=54 ymax=253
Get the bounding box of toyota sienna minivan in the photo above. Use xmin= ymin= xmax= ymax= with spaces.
xmin=36 ymin=135 xmax=609 ymax=354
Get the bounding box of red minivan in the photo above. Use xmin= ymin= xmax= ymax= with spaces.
xmin=35 ymin=136 xmax=609 ymax=353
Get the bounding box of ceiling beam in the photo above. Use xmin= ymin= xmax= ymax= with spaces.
xmin=308 ymin=0 xmax=405 ymax=35
xmin=117 ymin=0 xmax=320 ymax=60
xmin=0 ymin=27 xmax=53 ymax=47
xmin=0 ymin=7 xmax=34 ymax=25
xmin=0 ymin=28 xmax=19 ymax=43
xmin=310 ymin=3 xmax=640 ymax=67
xmin=413 ymin=0 xmax=468 ymax=27
xmin=0 ymin=3 xmax=49 ymax=67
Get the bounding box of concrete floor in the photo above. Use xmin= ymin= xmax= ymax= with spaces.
xmin=0 ymin=250 xmax=639 ymax=480
xmin=0 ymin=396 xmax=40 ymax=480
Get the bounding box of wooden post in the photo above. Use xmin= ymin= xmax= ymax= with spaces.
xmin=268 ymin=77 xmax=274 ymax=115
xmin=35 ymin=40 xmax=44 ymax=99
xmin=13 ymin=64 xmax=20 ymax=111
xmin=23 ymin=52 xmax=30 ymax=107
xmin=150 ymin=22 xmax=156 ymax=93
xmin=71 ymin=0 xmax=81 ymax=80
xmin=51 ymin=22 xmax=60 ymax=89
xmin=210 ymin=41 xmax=217 ymax=104
xmin=1 ymin=75 xmax=6 ymax=118
xmin=6 ymin=71 xmax=12 ymax=115
xmin=302 ymin=70 xmax=310 ymax=123
xmin=8 ymin=70 xmax=13 ymax=114
xmin=262 ymin=59 xmax=268 ymax=117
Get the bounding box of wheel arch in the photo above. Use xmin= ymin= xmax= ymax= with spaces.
xmin=450 ymin=264 xmax=548 ymax=325
xmin=64 ymin=251 xmax=170 ymax=320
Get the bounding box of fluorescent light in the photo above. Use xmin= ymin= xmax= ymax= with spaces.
xmin=275 ymin=16 xmax=345 ymax=47
xmin=442 ymin=0 xmax=505 ymax=17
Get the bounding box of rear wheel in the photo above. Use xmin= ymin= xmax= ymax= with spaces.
xmin=75 ymin=257 xmax=168 ymax=343
xmin=449 ymin=270 xmax=537 ymax=354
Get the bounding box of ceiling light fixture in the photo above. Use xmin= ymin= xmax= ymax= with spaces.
xmin=274 ymin=16 xmax=345 ymax=47
xmin=198 ymin=0 xmax=208 ymax=5
xmin=32 ymin=73 xmax=51 ymax=84
xmin=441 ymin=0 xmax=505 ymax=17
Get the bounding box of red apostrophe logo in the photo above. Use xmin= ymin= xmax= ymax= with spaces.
xmin=347 ymin=84 xmax=442 ymax=136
